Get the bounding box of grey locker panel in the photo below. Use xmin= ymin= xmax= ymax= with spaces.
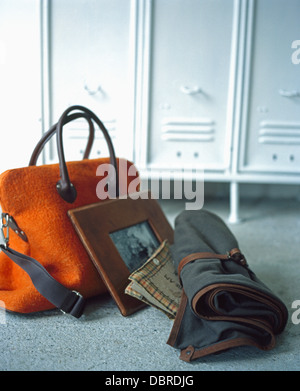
xmin=147 ymin=0 xmax=235 ymax=171
xmin=240 ymin=0 xmax=300 ymax=173
xmin=49 ymin=0 xmax=135 ymax=161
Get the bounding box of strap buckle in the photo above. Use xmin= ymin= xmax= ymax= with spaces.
xmin=0 ymin=213 xmax=10 ymax=249
xmin=227 ymin=248 xmax=248 ymax=266
xmin=0 ymin=213 xmax=28 ymax=249
xmin=60 ymin=290 xmax=85 ymax=318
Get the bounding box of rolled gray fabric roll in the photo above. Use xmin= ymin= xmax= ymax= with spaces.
xmin=167 ymin=209 xmax=288 ymax=362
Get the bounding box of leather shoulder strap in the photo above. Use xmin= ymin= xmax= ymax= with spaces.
xmin=0 ymin=245 xmax=85 ymax=318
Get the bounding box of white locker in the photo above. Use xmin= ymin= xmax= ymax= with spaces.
xmin=142 ymin=0 xmax=236 ymax=171
xmin=47 ymin=0 xmax=136 ymax=162
xmin=239 ymin=0 xmax=300 ymax=174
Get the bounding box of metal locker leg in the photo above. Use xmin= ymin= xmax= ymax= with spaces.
xmin=228 ymin=181 xmax=241 ymax=224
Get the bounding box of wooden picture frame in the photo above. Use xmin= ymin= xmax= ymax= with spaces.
xmin=68 ymin=191 xmax=174 ymax=316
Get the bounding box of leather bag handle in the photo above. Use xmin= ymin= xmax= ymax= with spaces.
xmin=0 ymin=107 xmax=120 ymax=317
xmin=55 ymin=105 xmax=119 ymax=203
xmin=30 ymin=105 xmax=119 ymax=203
xmin=29 ymin=112 xmax=95 ymax=166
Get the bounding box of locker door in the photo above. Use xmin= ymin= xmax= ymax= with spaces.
xmin=49 ymin=0 xmax=135 ymax=162
xmin=145 ymin=0 xmax=236 ymax=171
xmin=240 ymin=0 xmax=300 ymax=174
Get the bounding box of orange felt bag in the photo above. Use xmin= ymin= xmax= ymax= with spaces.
xmin=0 ymin=106 xmax=140 ymax=317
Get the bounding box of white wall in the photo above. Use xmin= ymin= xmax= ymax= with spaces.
xmin=0 ymin=0 xmax=42 ymax=172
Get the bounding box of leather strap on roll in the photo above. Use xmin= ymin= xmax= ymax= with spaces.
xmin=0 ymin=245 xmax=85 ymax=318
xmin=177 ymin=248 xmax=246 ymax=280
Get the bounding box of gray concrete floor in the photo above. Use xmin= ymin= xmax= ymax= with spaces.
xmin=0 ymin=197 xmax=299 ymax=371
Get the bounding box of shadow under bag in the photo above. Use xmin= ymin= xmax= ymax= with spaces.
xmin=167 ymin=210 xmax=288 ymax=362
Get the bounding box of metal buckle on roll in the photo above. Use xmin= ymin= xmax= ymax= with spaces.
xmin=227 ymin=250 xmax=248 ymax=266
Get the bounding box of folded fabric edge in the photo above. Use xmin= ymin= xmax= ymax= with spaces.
xmin=191 ymin=282 xmax=288 ymax=334
xmin=125 ymin=281 xmax=175 ymax=319
xmin=167 ymin=290 xmax=277 ymax=363
xmin=179 ymin=333 xmax=276 ymax=362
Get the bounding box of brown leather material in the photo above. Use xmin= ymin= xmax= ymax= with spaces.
xmin=29 ymin=112 xmax=95 ymax=166
xmin=191 ymin=282 xmax=286 ymax=327
xmin=56 ymin=106 xmax=119 ymax=203
xmin=0 ymin=106 xmax=140 ymax=315
xmin=177 ymin=248 xmax=246 ymax=281
xmin=166 ymin=290 xmax=188 ymax=347
xmin=168 ymin=286 xmax=278 ymax=363
xmin=178 ymin=252 xmax=228 ymax=279
xmin=180 ymin=333 xmax=275 ymax=362
xmin=175 ymin=248 xmax=284 ymax=357
xmin=68 ymin=193 xmax=174 ymax=317
xmin=0 ymin=245 xmax=85 ymax=318
xmin=166 ymin=209 xmax=288 ymax=362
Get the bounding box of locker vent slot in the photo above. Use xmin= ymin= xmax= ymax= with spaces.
xmin=67 ymin=118 xmax=116 ymax=139
xmin=258 ymin=121 xmax=300 ymax=145
xmin=161 ymin=118 xmax=215 ymax=142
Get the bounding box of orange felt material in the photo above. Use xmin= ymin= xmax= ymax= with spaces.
xmin=0 ymin=157 xmax=140 ymax=314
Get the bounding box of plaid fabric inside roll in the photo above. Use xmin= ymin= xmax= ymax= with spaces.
xmin=125 ymin=240 xmax=182 ymax=319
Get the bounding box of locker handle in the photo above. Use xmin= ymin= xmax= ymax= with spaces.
xmin=180 ymin=85 xmax=202 ymax=95
xmin=84 ymin=84 xmax=103 ymax=96
xmin=278 ymin=89 xmax=300 ymax=98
